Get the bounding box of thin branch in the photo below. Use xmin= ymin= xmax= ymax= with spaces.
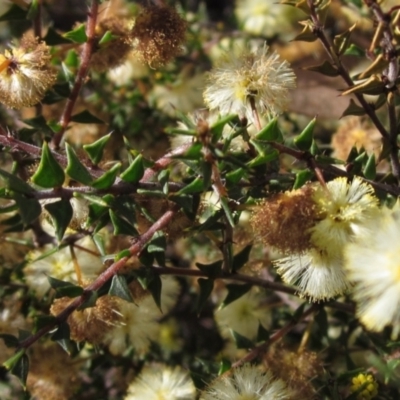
xmin=52 ymin=0 xmax=100 ymax=150
xmin=306 ymin=0 xmax=390 ymax=141
xmin=17 ymin=207 xmax=179 ymax=351
xmin=151 ymin=265 xmax=355 ymax=314
xmin=229 ymin=304 xmax=319 ymax=369
xmin=387 ymin=92 xmax=400 ymax=184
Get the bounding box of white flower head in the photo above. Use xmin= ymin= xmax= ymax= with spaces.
xmin=103 ymin=298 xmax=160 ymax=355
xmin=0 ymin=32 xmax=56 ymax=109
xmin=200 ymin=364 xmax=294 ymax=400
xmin=215 ymin=288 xmax=271 ymax=341
xmin=103 ymin=276 xmax=180 ymax=354
xmin=276 ymin=249 xmax=350 ymax=301
xmin=345 ymin=205 xmax=400 ymax=338
xmin=310 ymin=176 xmax=379 ymax=254
xmin=125 ymin=364 xmax=196 ymax=400
xmin=24 ymin=237 xmax=104 ymax=298
xmin=203 ymin=43 xmax=296 ymax=122
xmin=274 ymin=177 xmax=379 ymax=301
xmin=235 ymin=0 xmax=295 ymax=37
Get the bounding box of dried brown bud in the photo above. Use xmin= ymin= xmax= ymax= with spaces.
xmin=251 ymin=184 xmax=320 ymax=254
xmin=90 ymin=17 xmax=133 ymax=72
xmin=50 ymin=295 xmax=120 ymax=344
xmin=130 ymin=5 xmax=187 ymax=67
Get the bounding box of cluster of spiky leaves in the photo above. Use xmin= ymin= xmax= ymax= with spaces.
xmin=0 ymin=0 xmax=400 ymax=399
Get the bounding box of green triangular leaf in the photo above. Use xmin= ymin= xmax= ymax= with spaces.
xmin=3 ymin=351 xmax=29 ymax=389
xmin=0 ymin=169 xmax=34 ymax=194
xmin=63 ymin=24 xmax=87 ymax=43
xmin=196 ymin=278 xmax=214 ymax=315
xmin=232 ymin=245 xmax=252 ymax=272
xmin=120 ymin=154 xmax=145 ymax=183
xmin=50 ymin=322 xmax=75 ymax=354
xmin=109 ymin=275 xmax=134 ymax=302
xmin=221 ymin=284 xmax=252 ymax=308
xmin=363 ymin=153 xmax=376 ymax=180
xmin=230 ymin=330 xmax=254 ymax=349
xmin=43 ymin=27 xmax=72 ymax=45
xmin=109 ymin=209 xmax=138 ymax=236
xmin=0 ymin=4 xmax=27 ymax=21
xmin=148 ymin=275 xmax=162 ymax=312
xmin=71 ymin=110 xmax=104 ymax=124
xmin=91 ymin=163 xmax=121 ymax=189
xmin=83 ymin=133 xmax=112 ymax=165
xmin=0 ymin=334 xmax=19 ymax=348
xmin=44 ymin=199 xmax=73 ymax=241
xmin=77 ymin=290 xmax=98 ymax=310
xmin=14 ymin=195 xmax=42 ymax=227
xmin=65 ymin=143 xmax=93 ymax=185
xmin=293 ymin=169 xmax=313 ymax=189
xmin=294 ymin=117 xmax=316 ymax=151
xmin=31 ymin=142 xmax=65 ymax=188
xmin=255 ymin=117 xmax=283 ymax=141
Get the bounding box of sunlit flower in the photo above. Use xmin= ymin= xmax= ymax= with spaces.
xmin=331 ymin=117 xmax=382 ymax=162
xmin=276 ymin=248 xmax=350 ymax=301
xmin=200 ymin=364 xmax=294 ymax=400
xmin=203 ymin=44 xmax=296 ymax=122
xmin=215 ymin=288 xmax=271 ymax=341
xmin=24 ymin=237 xmax=104 ymax=297
xmin=0 ymin=32 xmax=56 ymax=109
xmin=345 ymin=205 xmax=400 ymax=338
xmin=235 ymin=0 xmax=295 ymax=37
xmin=125 ymin=364 xmax=196 ymax=400
xmin=310 ymin=177 xmax=379 ymax=255
xmin=273 ymin=177 xmax=379 ymax=300
xmin=103 ymin=276 xmax=180 ymax=354
xmin=150 ymin=72 xmax=205 ymax=117
xmin=107 ymin=51 xmax=149 ymax=86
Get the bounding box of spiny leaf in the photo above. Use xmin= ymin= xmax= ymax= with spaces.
xmin=65 ymin=143 xmax=93 ymax=185
xmin=0 ymin=168 xmax=34 ymax=194
xmin=120 ymin=154 xmax=145 ymax=183
xmin=83 ymin=133 xmax=112 ymax=165
xmin=196 ymin=278 xmax=214 ymax=315
xmin=31 ymin=142 xmax=65 ymax=188
xmin=294 ymin=117 xmax=316 ymax=151
xmin=109 ymin=275 xmax=134 ymax=303
xmin=63 ymin=24 xmax=87 ymax=43
xmin=44 ymin=199 xmax=73 ymax=241
xmin=220 ymin=284 xmax=252 ymax=308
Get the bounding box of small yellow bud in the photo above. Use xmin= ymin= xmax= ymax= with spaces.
xmin=350 ymin=373 xmax=378 ymax=400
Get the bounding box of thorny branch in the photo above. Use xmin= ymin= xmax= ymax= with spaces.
xmin=52 ymin=0 xmax=100 ymax=150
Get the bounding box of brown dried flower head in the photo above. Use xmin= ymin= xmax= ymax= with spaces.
xmin=130 ymin=5 xmax=187 ymax=67
xmin=28 ymin=343 xmax=80 ymax=400
xmin=50 ymin=295 xmax=120 ymax=344
xmin=90 ymin=16 xmax=133 ymax=72
xmin=0 ymin=32 xmax=56 ymax=109
xmin=263 ymin=344 xmax=322 ymax=399
xmin=251 ymin=184 xmax=320 ymax=254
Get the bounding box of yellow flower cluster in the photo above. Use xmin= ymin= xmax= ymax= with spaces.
xmin=350 ymin=373 xmax=378 ymax=400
